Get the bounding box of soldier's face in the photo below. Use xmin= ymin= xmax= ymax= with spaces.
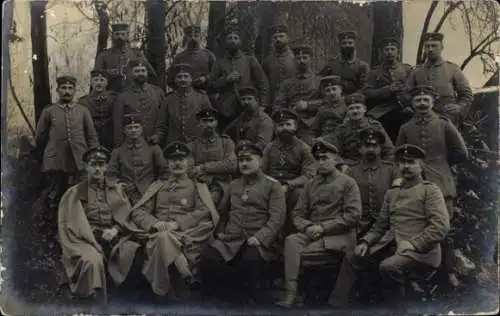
xmin=225 ymin=33 xmax=241 ymax=51
xmin=200 ymin=117 xmax=218 ymax=133
xmin=382 ymin=44 xmax=398 ymax=61
xmin=124 ymin=123 xmax=143 ymax=139
xmin=185 ymin=32 xmax=201 ymax=46
xmin=168 ymin=157 xmax=189 ymax=175
xmin=57 ymin=83 xmax=76 ymax=102
xmin=398 ymin=158 xmax=423 ymax=180
xmin=340 ymin=38 xmax=356 ymax=55
xmin=346 ymin=103 xmax=366 ymax=121
xmin=240 ymin=94 xmax=259 ymax=111
xmin=112 ymin=31 xmax=129 ymax=44
xmin=91 ymin=75 xmax=108 ymax=92
xmin=272 ymin=32 xmax=289 ymax=49
xmin=424 ymin=40 xmax=443 ymax=60
xmin=86 ymin=160 xmax=108 ymax=181
xmin=238 ymin=154 xmax=261 ymax=175
xmin=276 ymin=119 xmax=298 ymax=139
xmin=175 ymin=71 xmax=193 ymax=89
xmin=322 ymin=85 xmax=342 ymax=100
xmin=295 ymin=54 xmax=311 ymax=71
xmin=316 ymin=152 xmax=338 ymax=175
xmin=132 ymin=66 xmax=148 ymax=84
xmin=360 ymin=143 xmax=381 ymax=161
xmin=412 ymin=95 xmax=434 ymax=114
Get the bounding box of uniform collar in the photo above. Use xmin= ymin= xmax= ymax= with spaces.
xmin=77 ymin=178 xmax=115 ymax=200
xmin=133 ymin=83 xmax=147 ymax=92
xmin=413 ymin=111 xmax=438 ymax=124
xmin=226 ymin=50 xmax=243 ymax=60
xmin=58 ymin=102 xmax=75 ymax=109
xmin=200 ymin=132 xmax=218 ymax=144
xmin=243 ymin=170 xmax=264 ymax=185
xmin=362 ymin=157 xmax=382 ymax=171
xmin=382 ymin=60 xmax=400 ymax=70
xmin=126 ymin=137 xmax=146 ymax=149
xmin=348 ymin=116 xmax=369 ymax=128
xmin=341 ymin=54 xmax=358 ymax=65
xmin=401 ymin=176 xmax=424 ymax=189
xmin=175 ymin=88 xmax=194 ymax=97
xmin=425 ymin=56 xmax=445 ymax=67
xmin=91 ymin=91 xmax=108 ymax=100
xmin=275 ymin=47 xmax=293 ymax=58
xmin=276 ymin=136 xmax=298 ymax=149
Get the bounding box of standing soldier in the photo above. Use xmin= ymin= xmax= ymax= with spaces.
xmin=224 ymin=86 xmax=274 ymax=151
xmin=113 ymin=59 xmax=165 ymax=148
xmin=328 ymin=145 xmax=450 ymax=308
xmin=261 ymin=108 xmax=317 ymax=233
xmin=78 ymin=69 xmax=117 ymax=149
xmin=324 ymin=93 xmax=393 ymax=165
xmin=311 ymin=75 xmax=347 ymax=137
xmin=168 ymin=25 xmax=216 ymax=91
xmin=363 ymin=37 xmax=413 ymax=141
xmin=154 ymin=64 xmax=212 ymax=146
xmin=275 ymin=139 xmax=362 ymax=308
xmin=36 ymin=75 xmax=99 ymax=209
xmin=108 ymin=110 xmax=168 ymax=205
xmin=274 ymin=44 xmax=322 ymax=145
xmin=318 ymin=31 xmax=370 ymax=95
xmin=187 ymin=107 xmax=238 ymax=208
xmin=208 ymin=24 xmax=270 ymax=129
xmin=406 ymin=33 xmax=473 ymax=124
xmin=262 ymin=23 xmax=298 ymax=104
xmin=200 ymin=141 xmax=286 ymax=302
xmin=94 ymin=23 xmax=157 ymax=93
xmin=396 ymin=85 xmax=469 ymax=287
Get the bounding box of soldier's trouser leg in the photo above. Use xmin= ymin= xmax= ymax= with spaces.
xmin=283 ymin=233 xmax=310 ymax=283
xmin=441 ymin=198 xmax=457 ymax=275
xmin=284 ymin=188 xmax=302 ymax=235
xmin=234 ymin=246 xmax=263 ymax=297
xmin=379 ymin=254 xmax=429 ymax=298
xmin=199 ymin=246 xmax=229 ymax=297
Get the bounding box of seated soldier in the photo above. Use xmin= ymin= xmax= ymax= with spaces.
xmin=275 ymin=139 xmax=362 ymax=308
xmin=58 ymin=147 xmax=173 ymax=301
xmin=261 ymin=108 xmax=317 ymax=234
xmin=323 ymin=93 xmax=394 ymax=165
xmin=108 ymin=108 xmax=168 ymax=205
xmin=187 ymin=107 xmax=237 ymax=208
xmin=129 ymin=142 xmax=219 ymax=298
xmin=311 ymin=75 xmax=347 ymax=137
xmin=200 ymin=141 xmax=286 ymax=302
xmin=328 ymin=145 xmax=450 ymax=309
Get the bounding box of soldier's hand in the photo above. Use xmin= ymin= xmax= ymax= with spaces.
xmin=402 ymin=107 xmax=414 ymax=116
xmin=193 ymin=76 xmax=207 ymax=85
xmin=147 ymin=134 xmax=160 ymax=145
xmin=247 ymin=236 xmax=261 ymax=246
xmin=190 ymin=165 xmax=204 ymax=178
xmin=217 ymin=233 xmax=227 ymax=240
xmin=226 ymin=71 xmax=241 ymax=83
xmin=281 ymin=184 xmax=289 ymax=193
xmin=311 ymin=225 xmax=325 ymax=239
xmin=152 ymin=221 xmax=170 ymax=232
xmin=166 ymin=221 xmax=180 ymax=231
xmin=443 ymin=103 xmax=462 ymax=115
xmin=294 ymin=100 xmax=308 ymax=110
xmin=305 ymin=226 xmax=316 ymax=238
xmin=119 ymin=182 xmax=134 ymax=192
xmin=397 ymin=240 xmax=415 ymax=255
xmin=355 ymin=242 xmax=369 ymax=257
xmin=102 ymin=227 xmax=119 ymax=241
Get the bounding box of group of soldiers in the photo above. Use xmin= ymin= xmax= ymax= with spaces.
xmin=33 ymin=20 xmax=477 ymax=307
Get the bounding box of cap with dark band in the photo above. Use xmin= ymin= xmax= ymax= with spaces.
xmin=90 ymin=69 xmax=106 ymax=78
xmin=359 ymin=127 xmax=386 ymax=146
xmin=423 ymin=32 xmax=444 ymax=42
xmin=56 ymin=75 xmax=77 ymax=86
xmin=238 ymin=86 xmax=258 ymax=97
xmin=338 ymin=30 xmax=358 ymax=41
xmin=236 ymin=141 xmax=263 ymax=157
xmin=292 ymin=44 xmax=313 ymax=56
xmin=272 ymin=108 xmax=299 ymax=122
xmin=196 ymin=107 xmax=219 ymax=120
xmin=381 ymin=37 xmax=400 ymax=47
xmin=320 ymin=75 xmax=343 ymax=87
xmin=311 ymin=139 xmax=338 ymax=159
xmin=111 ymin=24 xmax=129 ymax=32
xmin=128 ymin=59 xmax=148 ymax=69
xmin=409 ymin=85 xmax=439 ymax=98
xmin=171 ymin=63 xmax=193 ymax=77
xmin=184 ymin=25 xmax=201 ymax=35
xmin=345 ymin=93 xmax=366 ymax=106
xmin=394 ymin=144 xmax=426 ymax=161
xmin=83 ymin=146 xmax=111 ymax=163
xmin=270 ymin=23 xmax=288 ymax=34
xmin=224 ymin=24 xmax=240 ymax=36
xmin=164 ymin=142 xmax=191 ymax=159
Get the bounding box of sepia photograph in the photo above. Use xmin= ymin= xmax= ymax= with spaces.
xmin=1 ymin=0 xmax=499 ymax=315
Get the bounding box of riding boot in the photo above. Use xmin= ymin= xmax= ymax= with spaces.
xmin=274 ymin=280 xmax=298 ymax=308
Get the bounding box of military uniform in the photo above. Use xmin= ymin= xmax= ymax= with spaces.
xmin=317 ymin=58 xmax=369 ymax=95
xmin=78 ymin=91 xmax=117 ymax=149
xmin=311 ymin=99 xmax=347 ymax=136
xmin=224 ymin=107 xmax=274 ymax=151
xmin=262 ymin=47 xmax=298 ymax=103
xmin=113 ymin=82 xmax=165 ymax=147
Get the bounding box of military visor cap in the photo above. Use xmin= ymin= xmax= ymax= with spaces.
xmin=311 ymin=139 xmax=338 ymax=158
xmin=164 ymin=142 xmax=191 ymax=159
xmin=196 ymin=107 xmax=219 ymax=120
xmin=272 ymin=108 xmax=299 ymax=122
xmin=359 ymin=127 xmax=386 ymax=145
xmin=171 ymin=63 xmax=194 ymax=76
xmin=90 ymin=69 xmax=107 ymax=78
xmin=127 ymin=58 xmax=148 ymax=69
xmin=320 ymin=75 xmax=342 ymax=87
xmin=270 ymin=23 xmax=288 ymax=34
xmin=236 ymin=141 xmax=263 ymax=157
xmin=83 ymin=146 xmax=111 ymax=163
xmin=381 ymin=37 xmax=400 ymax=47
xmin=394 ymin=144 xmax=426 ymax=161
xmin=292 ymin=44 xmax=313 ymax=56
xmin=345 ymin=93 xmax=366 ymax=106
xmin=56 ymin=75 xmax=77 ymax=86
xmin=409 ymin=85 xmax=438 ymax=98
xmin=122 ymin=113 xmax=143 ymax=126
xmin=111 ymin=23 xmax=129 ymax=32
xmin=423 ymin=32 xmax=444 ymax=42
xmin=338 ymin=30 xmax=358 ymax=41
xmin=224 ymin=23 xmax=240 ymax=36
xmin=238 ymin=86 xmax=258 ymax=97
xmin=184 ymin=25 xmax=201 ymax=35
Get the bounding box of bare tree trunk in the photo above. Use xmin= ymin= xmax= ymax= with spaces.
xmin=31 ymin=0 xmax=52 ymax=125
xmin=237 ymin=1 xmax=257 ymax=55
xmin=95 ymin=0 xmax=109 ymax=61
xmin=207 ymin=1 xmax=226 ymax=57
xmin=371 ymin=1 xmax=403 ymax=66
xmin=254 ymin=1 xmax=280 ymax=63
xmin=146 ymin=0 xmax=166 ymax=89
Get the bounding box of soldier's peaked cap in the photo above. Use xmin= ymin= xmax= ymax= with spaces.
xmin=90 ymin=69 xmax=106 ymax=77
xmin=238 ymin=86 xmax=258 ymax=96
xmin=311 ymin=139 xmax=338 ymax=157
xmin=224 ymin=23 xmax=240 ymax=35
xmin=272 ymin=108 xmax=299 ymax=122
xmin=111 ymin=23 xmax=129 ymax=31
xmin=83 ymin=146 xmax=111 ymax=163
xmin=184 ymin=25 xmax=201 ymax=34
xmin=292 ymin=44 xmax=313 ymax=56
xmin=164 ymin=142 xmax=191 ymax=159
xmin=423 ymin=32 xmax=444 ymax=42
xmin=394 ymin=144 xmax=426 ymax=161
xmin=56 ymin=75 xmax=77 ymax=86
xmin=270 ymin=23 xmax=289 ymax=34
xmin=409 ymin=85 xmax=438 ymax=98
xmin=345 ymin=93 xmax=366 ymax=106
xmin=338 ymin=30 xmax=358 ymax=41
xmin=236 ymin=141 xmax=263 ymax=157
xmin=171 ymin=63 xmax=193 ymax=76
xmin=320 ymin=75 xmax=342 ymax=86
xmin=381 ymin=37 xmax=400 ymax=47
xmin=359 ymin=127 xmax=386 ymax=145
xmin=127 ymin=58 xmax=148 ymax=69
xmin=196 ymin=107 xmax=219 ymax=120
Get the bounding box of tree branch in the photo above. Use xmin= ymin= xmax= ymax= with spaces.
xmin=9 ymin=77 xmax=36 ymax=138
xmin=433 ymin=1 xmax=463 ymax=32
xmin=416 ymin=1 xmax=439 ymax=64
xmin=460 ymin=36 xmax=500 ymax=70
